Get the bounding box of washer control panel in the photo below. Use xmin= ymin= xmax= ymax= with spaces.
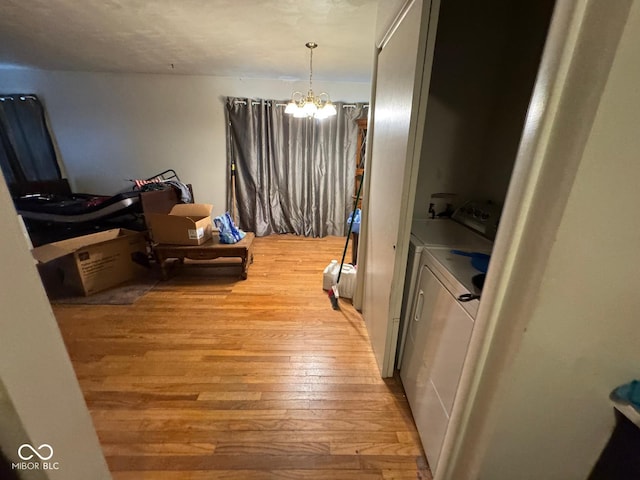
xmin=452 ymin=201 xmax=502 ymax=240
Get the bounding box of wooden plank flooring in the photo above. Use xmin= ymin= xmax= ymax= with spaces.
xmin=53 ymin=234 xmax=431 ymax=479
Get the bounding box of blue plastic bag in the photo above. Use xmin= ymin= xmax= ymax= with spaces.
xmin=610 ymin=380 xmax=640 ymax=410
xmin=213 ymin=212 xmax=246 ymax=244
xmin=347 ymin=208 xmax=361 ymax=234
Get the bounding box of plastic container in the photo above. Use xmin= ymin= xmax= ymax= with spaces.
xmin=336 ymin=264 xmax=357 ymax=299
xmin=323 ymin=260 xmax=339 ymax=290
xmin=323 ymin=261 xmax=357 ymax=298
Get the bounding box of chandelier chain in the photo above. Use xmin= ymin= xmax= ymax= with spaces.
xmin=309 ymin=47 xmax=313 ymax=92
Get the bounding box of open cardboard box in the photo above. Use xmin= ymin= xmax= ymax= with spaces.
xmin=145 ymin=203 xmax=214 ymax=245
xmin=32 ymin=228 xmax=149 ymax=297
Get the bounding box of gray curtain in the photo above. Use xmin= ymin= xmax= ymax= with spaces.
xmin=0 ymin=94 xmax=61 ymax=184
xmin=226 ymin=97 xmax=366 ymax=237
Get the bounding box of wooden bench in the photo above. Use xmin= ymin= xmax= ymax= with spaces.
xmin=154 ymin=232 xmax=255 ymax=280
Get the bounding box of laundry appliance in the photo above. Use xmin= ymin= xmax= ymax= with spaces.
xmin=398 ymin=201 xmax=501 ymax=473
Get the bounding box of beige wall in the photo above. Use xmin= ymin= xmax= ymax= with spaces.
xmin=0 ymin=69 xmax=370 ymax=217
xmin=0 ymin=177 xmax=110 ymax=478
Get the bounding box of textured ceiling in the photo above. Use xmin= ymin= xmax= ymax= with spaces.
xmin=0 ymin=0 xmax=378 ymax=82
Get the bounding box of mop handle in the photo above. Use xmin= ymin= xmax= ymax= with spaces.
xmin=337 ymin=171 xmax=364 ymax=284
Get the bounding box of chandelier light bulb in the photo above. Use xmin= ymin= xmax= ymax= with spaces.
xmin=303 ymin=100 xmax=318 ymax=115
xmin=315 ymin=107 xmax=329 ymax=120
xmin=284 ymin=101 xmax=298 ymax=114
xmin=323 ymin=102 xmax=337 ymax=116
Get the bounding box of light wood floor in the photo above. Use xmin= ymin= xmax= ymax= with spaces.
xmin=53 ymin=234 xmax=431 ymax=480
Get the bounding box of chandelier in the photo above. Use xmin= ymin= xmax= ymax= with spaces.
xmin=285 ymin=42 xmax=337 ymax=119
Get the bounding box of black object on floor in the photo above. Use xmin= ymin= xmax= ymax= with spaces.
xmin=588 ymin=408 xmax=640 ymax=479
xmin=472 ymin=273 xmax=486 ymax=292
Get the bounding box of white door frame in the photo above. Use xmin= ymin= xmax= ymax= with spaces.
xmin=0 ymin=177 xmax=111 ymax=479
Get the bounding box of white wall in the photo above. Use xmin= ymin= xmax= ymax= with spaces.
xmin=438 ymin=1 xmax=639 ymax=478
xmin=412 ymin=0 xmax=507 ymax=218
xmin=412 ymin=0 xmax=554 ymax=219
xmin=0 ymin=177 xmax=110 ymax=479
xmin=0 ymin=69 xmax=370 ymax=217
xmin=474 ymin=0 xmax=556 ymax=205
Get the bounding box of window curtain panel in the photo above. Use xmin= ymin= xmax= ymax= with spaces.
xmin=0 ymin=94 xmax=61 ymax=185
xmin=226 ymin=97 xmax=366 ymax=237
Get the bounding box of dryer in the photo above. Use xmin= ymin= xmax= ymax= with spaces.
xmin=396 ymin=215 xmax=492 ymax=368
xmin=398 ymin=202 xmax=500 ymax=473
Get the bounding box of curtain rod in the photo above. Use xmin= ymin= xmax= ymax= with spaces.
xmin=233 ymin=100 xmax=287 ymax=107
xmin=233 ymin=100 xmax=263 ymax=106
xmin=0 ymin=95 xmax=38 ymax=101
xmin=233 ymin=99 xmax=369 ymax=109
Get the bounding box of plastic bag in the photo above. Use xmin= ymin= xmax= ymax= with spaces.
xmin=347 ymin=208 xmax=361 ymax=234
xmin=213 ymin=212 xmax=246 ymax=244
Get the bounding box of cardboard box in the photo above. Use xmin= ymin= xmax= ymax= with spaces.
xmin=32 ymin=228 xmax=149 ymax=297
xmin=145 ymin=203 xmax=213 ymax=245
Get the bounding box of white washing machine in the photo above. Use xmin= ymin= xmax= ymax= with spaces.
xmin=398 ymin=201 xmax=500 ymax=473
xmin=396 ymin=213 xmax=493 ymax=368
xmin=396 ymin=232 xmax=428 ymax=368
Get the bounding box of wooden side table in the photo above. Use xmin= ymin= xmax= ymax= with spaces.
xmin=154 ymin=232 xmax=255 ymax=280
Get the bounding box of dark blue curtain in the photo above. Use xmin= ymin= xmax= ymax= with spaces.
xmin=0 ymin=94 xmax=61 ymax=184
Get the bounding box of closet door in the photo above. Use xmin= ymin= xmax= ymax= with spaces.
xmin=362 ymin=0 xmax=440 ymax=376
